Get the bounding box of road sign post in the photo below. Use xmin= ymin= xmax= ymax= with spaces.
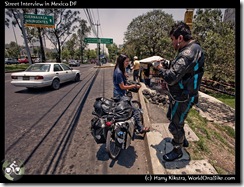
xmin=84 ymin=37 xmax=113 ymax=67
xmin=184 ymin=9 xmax=194 ymax=30
xmin=24 ymin=14 xmax=55 ymax=28
xmin=20 ymin=13 xmax=32 ymax=65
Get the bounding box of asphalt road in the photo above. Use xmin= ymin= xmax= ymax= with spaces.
xmin=4 ymin=64 xmax=151 ymax=182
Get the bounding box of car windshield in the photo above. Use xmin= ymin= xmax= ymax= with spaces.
xmin=25 ymin=64 xmax=51 ymax=72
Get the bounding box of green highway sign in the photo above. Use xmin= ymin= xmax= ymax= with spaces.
xmin=84 ymin=37 xmax=113 ymax=44
xmin=84 ymin=37 xmax=99 ymax=44
xmin=100 ymin=38 xmax=113 ymax=44
xmin=24 ymin=14 xmax=54 ymax=28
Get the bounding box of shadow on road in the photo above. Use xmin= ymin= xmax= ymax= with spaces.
xmin=96 ymin=144 xmax=137 ymax=169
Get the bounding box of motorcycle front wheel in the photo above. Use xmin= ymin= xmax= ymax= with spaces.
xmin=105 ymin=130 xmax=121 ymax=160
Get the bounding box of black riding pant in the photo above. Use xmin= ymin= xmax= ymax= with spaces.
xmin=133 ymin=108 xmax=143 ymax=131
xmin=167 ymin=96 xmax=196 ymax=147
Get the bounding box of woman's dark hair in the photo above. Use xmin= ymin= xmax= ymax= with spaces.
xmin=169 ymin=21 xmax=192 ymax=41
xmin=114 ymin=54 xmax=128 ymax=75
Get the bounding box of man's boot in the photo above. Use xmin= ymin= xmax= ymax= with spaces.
xmin=163 ymin=146 xmax=183 ymax=161
xmin=172 ymin=138 xmax=188 ymax=147
xmin=172 ymin=136 xmax=189 ymax=147
xmin=183 ymin=137 xmax=189 ymax=147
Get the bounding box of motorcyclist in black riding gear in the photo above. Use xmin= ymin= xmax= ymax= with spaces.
xmin=153 ymin=22 xmax=204 ymax=161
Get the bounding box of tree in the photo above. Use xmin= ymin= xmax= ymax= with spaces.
xmin=123 ymin=10 xmax=175 ymax=59
xmin=5 ymin=42 xmax=19 ymax=58
xmin=193 ymin=9 xmax=235 ymax=83
xmin=5 ymin=8 xmax=34 ymax=63
xmin=202 ymin=25 xmax=235 ymax=83
xmin=43 ymin=9 xmax=81 ymax=62
xmin=77 ymin=19 xmax=91 ymax=63
xmin=5 ymin=8 xmax=47 ymax=62
xmin=106 ymin=43 xmax=120 ymax=63
xmin=193 ymin=9 xmax=223 ymax=42
xmin=65 ymin=33 xmax=78 ymax=59
xmin=61 ymin=48 xmax=69 ymax=61
xmin=83 ymin=49 xmax=97 ymax=63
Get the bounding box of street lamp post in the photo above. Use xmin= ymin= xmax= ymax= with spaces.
xmin=94 ymin=21 xmax=101 ymax=66
xmin=19 ymin=13 xmax=32 ymax=65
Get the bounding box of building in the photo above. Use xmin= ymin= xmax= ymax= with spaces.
xmin=223 ymin=8 xmax=235 ymax=25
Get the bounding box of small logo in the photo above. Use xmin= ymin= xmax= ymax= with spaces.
xmin=2 ymin=159 xmax=25 ymax=181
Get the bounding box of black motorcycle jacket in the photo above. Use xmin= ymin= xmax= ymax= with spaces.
xmin=158 ymin=41 xmax=204 ymax=101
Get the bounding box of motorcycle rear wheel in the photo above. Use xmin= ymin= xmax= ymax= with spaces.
xmin=106 ymin=130 xmax=121 ymax=159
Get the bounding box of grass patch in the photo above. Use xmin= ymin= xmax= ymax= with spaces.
xmin=186 ymin=107 xmax=235 ymax=174
xmin=207 ymin=93 xmax=235 ymax=109
xmin=186 ymin=109 xmax=210 ymax=153
xmin=5 ymin=64 xmax=30 ymax=72
xmin=212 ymin=122 xmax=235 ymax=138
xmin=213 ymin=166 xmax=229 ymax=175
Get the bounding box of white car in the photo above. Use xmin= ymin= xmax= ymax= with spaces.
xmin=69 ymin=59 xmax=80 ymax=67
xmin=11 ymin=63 xmax=80 ymax=90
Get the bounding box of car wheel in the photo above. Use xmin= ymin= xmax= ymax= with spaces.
xmin=52 ymin=79 xmax=60 ymax=90
xmin=74 ymin=74 xmax=80 ymax=82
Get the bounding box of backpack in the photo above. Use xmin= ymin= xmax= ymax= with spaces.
xmin=93 ymin=97 xmax=115 ymax=117
xmin=93 ymin=97 xmax=133 ymax=121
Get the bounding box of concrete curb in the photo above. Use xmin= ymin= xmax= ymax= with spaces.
xmin=137 ymin=83 xmax=158 ymax=174
xmin=94 ymin=63 xmax=115 ymax=68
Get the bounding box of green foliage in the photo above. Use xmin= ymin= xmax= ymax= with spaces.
xmin=5 ymin=42 xmax=20 ymax=58
xmin=186 ymin=107 xmax=235 ymax=164
xmin=5 ymin=64 xmax=29 ymax=72
xmin=193 ymin=9 xmax=235 ymax=83
xmin=212 ymin=122 xmax=235 ymax=140
xmin=123 ymin=10 xmax=175 ymax=59
xmin=43 ymin=9 xmax=81 ymax=62
xmin=208 ymin=93 xmax=235 ymax=109
xmin=196 ymin=138 xmax=209 ymax=152
xmin=122 ymin=8 xmax=236 ymax=85
xmin=106 ymin=43 xmax=120 ymax=62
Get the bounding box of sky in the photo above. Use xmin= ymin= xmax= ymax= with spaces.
xmin=83 ymin=8 xmax=188 ymax=49
xmin=4 ymin=8 xmax=224 ymax=50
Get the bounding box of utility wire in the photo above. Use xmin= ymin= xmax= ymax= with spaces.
xmin=83 ymin=9 xmax=97 ymax=37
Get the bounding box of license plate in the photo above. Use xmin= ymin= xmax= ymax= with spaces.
xmin=23 ymin=76 xmax=30 ymax=80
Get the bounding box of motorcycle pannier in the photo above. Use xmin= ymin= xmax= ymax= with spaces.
xmin=90 ymin=117 xmax=106 ymax=144
xmin=114 ymin=118 xmax=135 ymax=149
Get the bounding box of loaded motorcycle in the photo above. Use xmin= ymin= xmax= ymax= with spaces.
xmin=90 ymin=89 xmax=143 ymax=160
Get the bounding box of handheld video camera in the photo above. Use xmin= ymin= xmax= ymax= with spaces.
xmin=152 ymin=59 xmax=170 ymax=69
